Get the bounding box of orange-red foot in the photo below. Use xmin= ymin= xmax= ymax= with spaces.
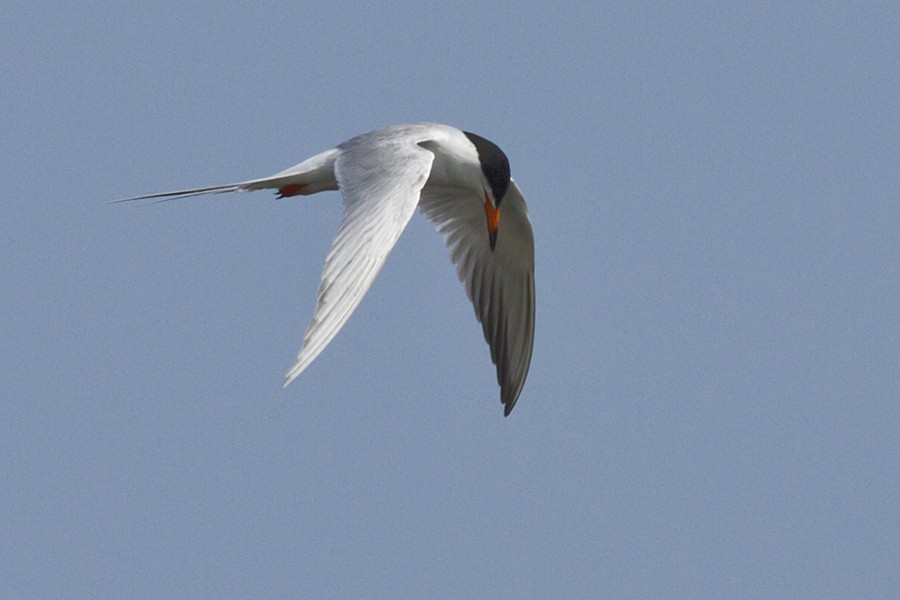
xmin=277 ymin=183 xmax=309 ymax=198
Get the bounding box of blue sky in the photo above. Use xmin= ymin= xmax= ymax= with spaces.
xmin=3 ymin=1 xmax=898 ymax=598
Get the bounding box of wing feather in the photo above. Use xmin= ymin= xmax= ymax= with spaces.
xmin=419 ymin=179 xmax=535 ymax=415
xmin=282 ymin=139 xmax=434 ymax=386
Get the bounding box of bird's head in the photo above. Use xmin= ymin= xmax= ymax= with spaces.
xmin=463 ymin=131 xmax=511 ymax=252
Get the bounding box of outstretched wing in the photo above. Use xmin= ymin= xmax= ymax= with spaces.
xmin=283 ymin=139 xmax=435 ymax=386
xmin=419 ymin=179 xmax=535 ymax=415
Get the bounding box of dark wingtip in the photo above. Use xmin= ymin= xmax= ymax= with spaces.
xmin=503 ymin=393 xmax=517 ymax=417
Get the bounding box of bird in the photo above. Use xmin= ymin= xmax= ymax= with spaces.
xmin=114 ymin=123 xmax=534 ymax=415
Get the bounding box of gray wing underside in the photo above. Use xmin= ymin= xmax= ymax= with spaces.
xmin=419 ymin=179 xmax=535 ymax=415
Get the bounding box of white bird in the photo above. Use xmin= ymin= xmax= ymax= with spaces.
xmin=116 ymin=123 xmax=534 ymax=415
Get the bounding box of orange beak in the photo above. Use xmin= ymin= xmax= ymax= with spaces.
xmin=483 ymin=192 xmax=500 ymax=251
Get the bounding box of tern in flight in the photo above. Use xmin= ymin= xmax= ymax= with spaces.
xmin=116 ymin=123 xmax=534 ymax=415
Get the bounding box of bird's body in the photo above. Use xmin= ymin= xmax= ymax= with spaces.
xmin=116 ymin=123 xmax=534 ymax=415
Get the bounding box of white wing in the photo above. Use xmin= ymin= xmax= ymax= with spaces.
xmin=419 ymin=179 xmax=535 ymax=415
xmin=283 ymin=137 xmax=435 ymax=386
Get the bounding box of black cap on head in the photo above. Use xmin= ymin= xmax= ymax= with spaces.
xmin=463 ymin=131 xmax=511 ymax=206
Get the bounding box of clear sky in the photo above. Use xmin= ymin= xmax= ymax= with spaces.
xmin=3 ymin=1 xmax=898 ymax=598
